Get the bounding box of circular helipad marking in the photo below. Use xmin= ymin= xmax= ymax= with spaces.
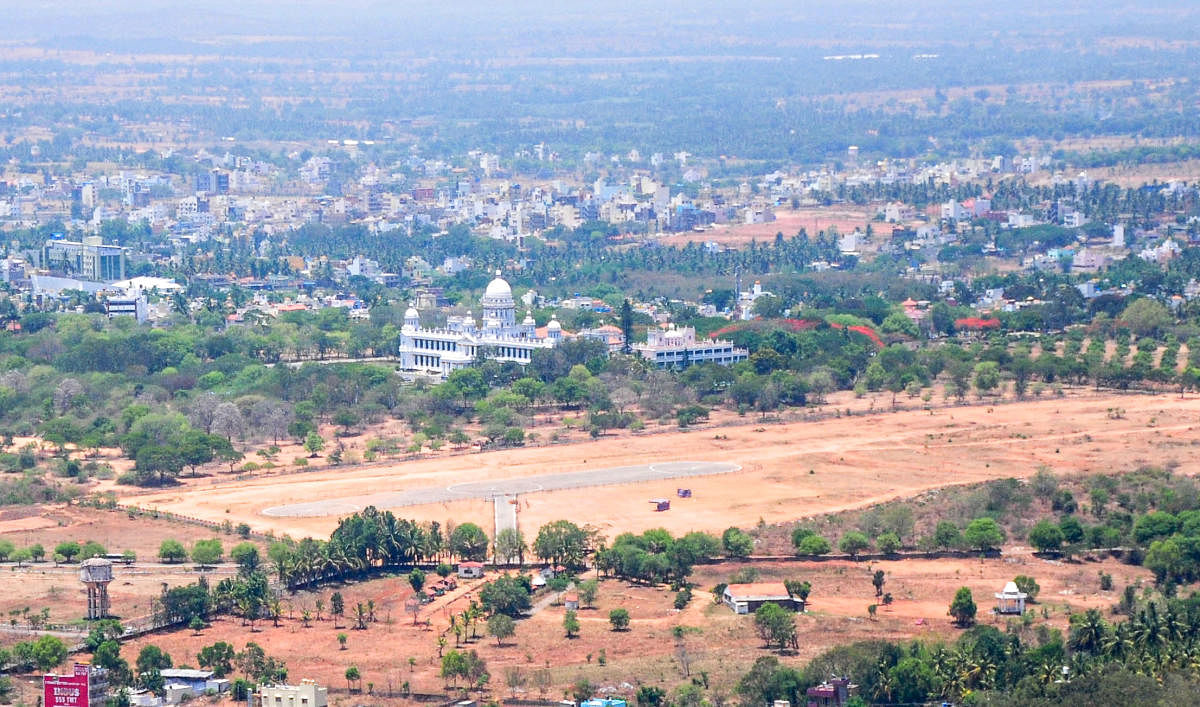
xmin=260 ymin=460 xmax=742 ymax=518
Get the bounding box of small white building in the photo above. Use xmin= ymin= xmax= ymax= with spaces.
xmin=457 ymin=561 xmax=485 ymax=579
xmin=722 ymin=583 xmax=797 ymax=615
xmin=259 ymin=680 xmax=328 ymax=707
xmin=995 ymin=581 xmax=1028 ymax=615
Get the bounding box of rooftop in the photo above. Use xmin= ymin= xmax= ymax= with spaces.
xmin=724 ymin=582 xmax=791 ymax=599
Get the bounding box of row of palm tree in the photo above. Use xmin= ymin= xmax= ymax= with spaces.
xmin=266 ymin=507 xmax=449 ymax=589
xmin=871 ymin=598 xmax=1200 ymax=703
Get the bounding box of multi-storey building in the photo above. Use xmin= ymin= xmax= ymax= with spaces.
xmin=398 ymin=273 xmax=561 ymax=378
xmin=634 ymin=325 xmax=748 ymax=368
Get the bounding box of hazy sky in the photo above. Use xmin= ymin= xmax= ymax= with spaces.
xmin=5 ymin=1 xmax=1197 ymax=53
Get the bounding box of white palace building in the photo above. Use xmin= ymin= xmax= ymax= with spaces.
xmin=398 ymin=272 xmax=561 ymax=378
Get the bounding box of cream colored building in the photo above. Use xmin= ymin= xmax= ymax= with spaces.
xmin=259 ymin=680 xmax=328 ymax=707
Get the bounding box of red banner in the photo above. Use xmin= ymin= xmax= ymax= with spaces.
xmin=44 ymin=664 xmax=90 ymax=707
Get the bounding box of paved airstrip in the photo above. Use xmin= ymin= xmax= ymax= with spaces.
xmin=261 ymin=461 xmax=740 ymax=518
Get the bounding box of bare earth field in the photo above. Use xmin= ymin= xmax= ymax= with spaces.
xmin=0 ymin=506 xmax=248 ymax=628
xmin=116 ymin=391 xmax=1200 ymax=543
xmin=56 ymin=553 xmax=1150 ymax=707
xmin=658 ymin=208 xmax=894 ymax=249
xmin=1 ymin=391 xmax=1192 ymax=704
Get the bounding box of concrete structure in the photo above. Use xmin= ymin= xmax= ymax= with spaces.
xmin=80 ymin=557 xmax=113 ymax=619
xmin=562 ymin=592 xmax=579 ymax=610
xmin=580 ymin=700 xmax=627 ymax=707
xmin=398 ymin=273 xmax=560 ymax=378
xmin=259 ymin=680 xmax=328 ymax=707
xmin=457 ymin=561 xmax=485 ymax=579
xmin=805 ymin=677 xmax=859 ymax=707
xmin=159 ymin=668 xmax=228 ymax=701
xmin=104 ymin=294 xmax=148 ymax=323
xmin=42 ymin=236 xmax=126 ymax=281
xmin=995 ymin=581 xmax=1028 ymax=615
xmin=722 ymin=583 xmax=797 ymax=614
xmin=634 ymin=325 xmax=748 ymax=368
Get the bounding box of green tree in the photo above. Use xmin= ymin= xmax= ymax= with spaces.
xmin=722 ymin=526 xmax=755 ymax=558
xmin=619 ymin=299 xmax=634 ymax=354
xmin=1027 ymin=519 xmax=1066 ymax=553
xmin=973 ymin=361 xmax=1001 ymax=397
xmin=303 ymin=432 xmax=325 ymax=457
xmin=795 ymin=534 xmax=832 ymax=556
xmin=197 ymin=642 xmax=236 ymax=677
xmin=609 ymin=608 xmax=630 ymax=631
xmin=577 ymin=578 xmax=599 ymax=608
xmin=136 ymin=644 xmax=172 ymax=677
xmin=478 ymin=576 xmax=532 ymax=617
xmin=157 ymin=540 xmax=184 ymax=561
xmin=177 ymin=429 xmax=217 ymax=476
xmin=949 ymin=587 xmax=977 ymax=627
xmin=493 ymin=528 xmax=526 ymax=565
xmin=31 ymin=635 xmax=68 ymax=671
xmin=963 ymin=518 xmax=1006 ymax=552
xmin=753 ymin=603 xmax=797 ymax=649
xmin=932 ymin=521 xmax=962 ymax=550
xmin=134 ymin=444 xmax=185 ymax=486
xmin=563 ymin=609 xmax=580 ymax=637
xmin=1121 ymin=298 xmax=1172 ymax=337
xmin=191 ymin=539 xmax=223 ymax=567
xmin=80 ymin=540 xmax=107 ymax=560
xmin=450 ymin=522 xmax=489 ymax=561
xmin=230 ymin=542 xmax=260 ymax=574
xmin=330 ymin=592 xmax=345 ymax=626
xmin=55 ymin=541 xmax=81 ymax=563
xmin=409 ymin=568 xmax=426 ymax=593
xmin=533 ymin=520 xmax=591 ymax=568
xmin=839 ymin=531 xmax=871 ymax=558
xmin=487 ymin=613 xmax=516 ymax=646
xmin=876 ymin=532 xmax=901 ymax=555
xmin=1013 ymin=575 xmax=1040 ymax=602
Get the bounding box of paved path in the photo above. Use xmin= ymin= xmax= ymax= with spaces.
xmin=528 ymin=580 xmax=575 ymax=617
xmin=262 ymin=460 xmax=740 ymax=518
xmin=494 ymin=494 xmax=518 ymax=539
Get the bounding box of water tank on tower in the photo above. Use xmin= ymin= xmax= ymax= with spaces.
xmin=80 ymin=557 xmax=113 ymax=620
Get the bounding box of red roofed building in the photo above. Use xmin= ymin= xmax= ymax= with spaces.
xmin=721 ymin=582 xmax=799 ymax=614
xmin=806 ymin=677 xmax=858 ymax=707
xmin=456 ymin=561 xmax=485 ymax=579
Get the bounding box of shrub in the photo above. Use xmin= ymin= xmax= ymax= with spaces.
xmin=839 ymin=532 xmax=871 ymax=558
xmin=609 ymin=608 xmax=630 ymax=631
xmin=1013 ymin=575 xmax=1040 ymax=602
xmin=876 ymin=532 xmax=901 ymax=555
xmin=795 ymin=534 xmax=832 ymax=556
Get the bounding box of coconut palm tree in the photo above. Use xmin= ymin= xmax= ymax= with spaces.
xmin=1069 ymin=608 xmax=1107 ymax=654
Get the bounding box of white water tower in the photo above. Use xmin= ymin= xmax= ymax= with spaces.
xmin=80 ymin=557 xmax=113 ymax=619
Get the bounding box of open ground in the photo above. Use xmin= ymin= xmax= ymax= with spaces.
xmin=115 ymin=391 xmax=1200 ymax=542
xmin=657 ymin=207 xmax=896 ymax=249
xmin=3 ymin=390 xmax=1195 ymax=705
xmin=64 ymin=552 xmax=1151 ymax=706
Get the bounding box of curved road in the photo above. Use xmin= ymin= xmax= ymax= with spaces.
xmin=262 ymin=461 xmax=740 ymax=518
